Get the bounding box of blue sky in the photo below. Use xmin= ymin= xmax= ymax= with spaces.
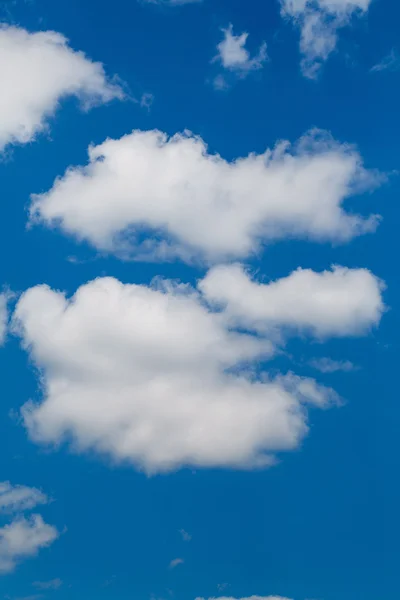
xmin=0 ymin=0 xmax=398 ymax=599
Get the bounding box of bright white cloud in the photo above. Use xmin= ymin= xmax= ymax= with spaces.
xmin=280 ymin=0 xmax=372 ymax=77
xmin=0 ymin=515 xmax=58 ymax=574
xmin=12 ymin=275 xmax=341 ymax=474
xmin=0 ymin=25 xmax=124 ymax=151
xmin=30 ymin=128 xmax=381 ymax=264
xmin=214 ymin=24 xmax=267 ymax=74
xmin=0 ymin=482 xmax=48 ymax=514
xmin=200 ymin=264 xmax=385 ymax=338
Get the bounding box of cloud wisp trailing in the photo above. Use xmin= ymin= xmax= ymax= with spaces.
xmin=280 ymin=0 xmax=372 ymax=78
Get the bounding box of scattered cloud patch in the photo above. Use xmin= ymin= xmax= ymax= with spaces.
xmin=30 ymin=128 xmax=382 ymax=264
xmin=0 ymin=515 xmax=58 ymax=574
xmin=280 ymin=0 xmax=372 ymax=78
xmin=179 ymin=529 xmax=192 ymax=542
xmin=140 ymin=92 xmax=154 ymax=111
xmin=169 ymin=558 xmax=184 ymax=569
xmin=0 ymin=25 xmax=124 ymax=151
xmin=309 ymin=357 xmax=356 ymax=373
xmin=212 ymin=74 xmax=229 ymax=91
xmin=213 ymin=24 xmax=267 ymax=84
xmin=371 ymin=49 xmax=400 ymax=72
xmin=32 ymin=579 xmax=62 ymax=590
xmin=0 ymin=482 xmax=48 ymax=514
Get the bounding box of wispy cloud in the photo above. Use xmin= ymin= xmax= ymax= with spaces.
xmin=371 ymin=49 xmax=400 ymax=72
xmin=0 ymin=482 xmax=49 ymax=515
xmin=213 ymin=24 xmax=267 ymax=79
xmin=179 ymin=529 xmax=192 ymax=542
xmin=140 ymin=92 xmax=154 ymax=111
xmin=33 ymin=579 xmax=62 ymax=590
xmin=169 ymin=558 xmax=184 ymax=569
xmin=280 ymin=0 xmax=372 ymax=78
xmin=309 ymin=358 xmax=357 ymax=373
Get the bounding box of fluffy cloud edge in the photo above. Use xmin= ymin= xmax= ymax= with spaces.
xmin=280 ymin=0 xmax=372 ymax=78
xmin=0 ymin=481 xmax=49 ymax=514
xmin=0 ymin=514 xmax=59 ymax=574
xmin=29 ymin=128 xmax=382 ymax=264
xmin=0 ymin=25 xmax=124 ymax=151
xmin=10 ymin=261 xmax=384 ymax=473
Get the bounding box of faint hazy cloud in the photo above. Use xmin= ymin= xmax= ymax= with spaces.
xmin=169 ymin=558 xmax=184 ymax=569
xmin=179 ymin=529 xmax=192 ymax=541
xmin=309 ymin=357 xmax=357 ymax=373
xmin=371 ymin=49 xmax=400 ymax=72
xmin=33 ymin=579 xmax=63 ymax=590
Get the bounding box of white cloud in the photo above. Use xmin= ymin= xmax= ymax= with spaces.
xmin=309 ymin=357 xmax=356 ymax=373
xmin=0 ymin=25 xmax=124 ymax=151
xmin=12 ymin=274 xmax=341 ymax=474
xmin=0 ymin=482 xmax=48 ymax=514
xmin=214 ymin=24 xmax=267 ymax=75
xmin=30 ymin=128 xmax=381 ymax=264
xmin=0 ymin=294 xmax=8 ymax=345
xmin=371 ymin=49 xmax=400 ymax=73
xmin=280 ymin=0 xmax=372 ymax=78
xmin=0 ymin=515 xmax=58 ymax=574
xmin=199 ymin=264 xmax=385 ymax=338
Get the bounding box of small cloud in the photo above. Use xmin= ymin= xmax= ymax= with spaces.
xmin=140 ymin=92 xmax=154 ymax=111
xmin=217 ymin=583 xmax=229 ymax=592
xmin=0 ymin=482 xmax=48 ymax=514
xmin=169 ymin=558 xmax=184 ymax=569
xmin=102 ymin=575 xmax=116 ymax=588
xmin=309 ymin=358 xmax=356 ymax=374
xmin=212 ymin=74 xmax=229 ymax=91
xmin=371 ymin=49 xmax=400 ymax=72
xmin=33 ymin=578 xmax=62 ymax=590
xmin=178 ymin=529 xmax=191 ymax=541
xmin=213 ymin=24 xmax=267 ymax=75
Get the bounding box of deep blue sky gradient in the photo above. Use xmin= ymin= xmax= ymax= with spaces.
xmin=0 ymin=0 xmax=398 ymax=598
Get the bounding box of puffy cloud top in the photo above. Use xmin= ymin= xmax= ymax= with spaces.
xmin=12 ymin=264 xmax=384 ymax=473
xmin=30 ymin=128 xmax=381 ymax=263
